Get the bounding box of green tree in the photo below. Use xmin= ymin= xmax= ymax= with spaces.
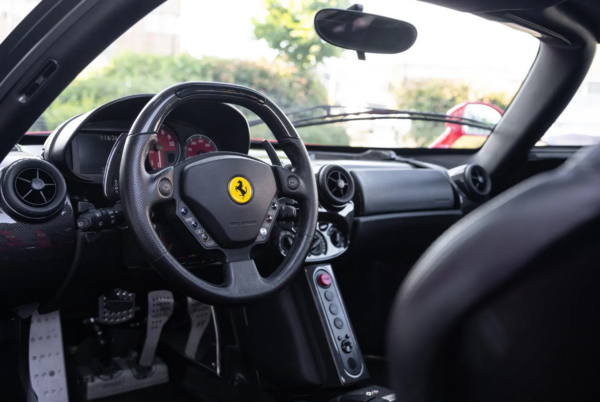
xmin=42 ymin=52 xmax=331 ymax=131
xmin=297 ymin=124 xmax=350 ymax=145
xmin=253 ymin=0 xmax=349 ymax=70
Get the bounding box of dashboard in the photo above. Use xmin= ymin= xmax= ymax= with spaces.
xmin=44 ymin=95 xmax=251 ymax=183
xmin=0 ymin=92 xmax=494 ymax=312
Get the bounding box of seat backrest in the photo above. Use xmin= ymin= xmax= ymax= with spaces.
xmin=387 ymin=144 xmax=600 ymax=402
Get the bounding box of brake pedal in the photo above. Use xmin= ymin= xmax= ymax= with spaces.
xmin=139 ymin=290 xmax=174 ymax=367
xmin=29 ymin=310 xmax=69 ymax=402
xmin=184 ymin=298 xmax=212 ymax=360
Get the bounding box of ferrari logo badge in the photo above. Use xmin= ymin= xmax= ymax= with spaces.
xmin=228 ymin=176 xmax=252 ymax=204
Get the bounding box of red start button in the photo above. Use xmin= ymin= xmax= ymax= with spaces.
xmin=318 ymin=272 xmax=332 ymax=288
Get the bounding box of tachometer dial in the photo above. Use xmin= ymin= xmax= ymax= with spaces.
xmin=185 ymin=134 xmax=218 ymax=159
xmin=148 ymin=125 xmax=180 ymax=170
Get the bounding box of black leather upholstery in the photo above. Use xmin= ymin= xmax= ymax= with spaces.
xmin=387 ymin=144 xmax=600 ymax=401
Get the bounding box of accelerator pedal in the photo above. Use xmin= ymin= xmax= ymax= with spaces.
xmin=139 ymin=290 xmax=174 ymax=367
xmin=184 ymin=298 xmax=212 ymax=360
xmin=29 ymin=310 xmax=69 ymax=402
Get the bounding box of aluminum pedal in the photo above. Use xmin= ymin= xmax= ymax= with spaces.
xmin=184 ymin=298 xmax=212 ymax=360
xmin=139 ymin=290 xmax=174 ymax=367
xmin=29 ymin=310 xmax=69 ymax=402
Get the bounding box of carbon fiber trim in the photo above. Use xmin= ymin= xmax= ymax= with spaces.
xmin=0 ymin=197 xmax=74 ymax=307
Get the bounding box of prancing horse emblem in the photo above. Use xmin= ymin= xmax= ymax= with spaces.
xmin=235 ymin=180 xmax=247 ymax=199
xmin=228 ymin=176 xmax=252 ymax=204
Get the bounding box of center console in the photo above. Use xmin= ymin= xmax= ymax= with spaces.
xmin=306 ymin=265 xmax=367 ymax=382
xmin=241 ymin=264 xmax=369 ymax=389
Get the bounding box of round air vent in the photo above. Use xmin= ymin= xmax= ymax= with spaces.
xmin=14 ymin=168 xmax=57 ymax=206
xmin=450 ymin=164 xmax=491 ymax=201
xmin=317 ymin=165 xmax=355 ymax=210
xmin=1 ymin=159 xmax=67 ymax=219
xmin=466 ymin=165 xmax=491 ymax=197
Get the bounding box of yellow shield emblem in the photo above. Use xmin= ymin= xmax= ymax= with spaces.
xmin=228 ymin=176 xmax=252 ymax=204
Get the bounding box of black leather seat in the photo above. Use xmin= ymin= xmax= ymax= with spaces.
xmin=387 ymin=144 xmax=600 ymax=402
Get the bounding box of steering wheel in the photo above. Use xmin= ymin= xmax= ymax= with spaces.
xmin=119 ymin=83 xmax=318 ymax=305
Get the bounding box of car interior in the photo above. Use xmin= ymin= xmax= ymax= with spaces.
xmin=1 ymin=0 xmax=600 ymax=401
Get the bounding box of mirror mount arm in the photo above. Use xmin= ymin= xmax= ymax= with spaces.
xmin=348 ymin=4 xmax=366 ymax=60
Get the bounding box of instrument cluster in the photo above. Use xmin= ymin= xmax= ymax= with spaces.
xmin=44 ymin=95 xmax=251 ymax=183
xmin=147 ymin=125 xmax=219 ymax=170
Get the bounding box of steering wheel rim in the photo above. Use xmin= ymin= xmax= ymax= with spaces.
xmin=119 ymin=82 xmax=318 ymax=306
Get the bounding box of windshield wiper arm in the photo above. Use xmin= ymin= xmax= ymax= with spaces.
xmin=249 ymin=105 xmax=495 ymax=131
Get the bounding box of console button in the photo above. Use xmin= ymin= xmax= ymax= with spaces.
xmin=341 ymin=340 xmax=353 ymax=354
xmin=334 ymin=318 xmax=344 ymax=329
xmin=318 ymin=272 xmax=332 ymax=288
xmin=347 ymin=357 xmax=357 ymax=370
xmin=324 ymin=290 xmax=334 ymax=301
xmin=329 ymin=304 xmax=339 ymax=315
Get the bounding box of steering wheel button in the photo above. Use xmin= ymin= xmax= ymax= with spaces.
xmin=287 ymin=175 xmax=300 ymax=190
xmin=266 ymin=215 xmax=273 ymax=223
xmin=158 ymin=178 xmax=173 ymax=196
xmin=318 ymin=272 xmax=332 ymax=288
xmin=200 ymin=233 xmax=209 ymax=242
xmin=259 ymin=228 xmax=268 ymax=236
xmin=180 ymin=207 xmax=188 ymax=215
xmin=191 ymin=221 xmax=199 ymax=229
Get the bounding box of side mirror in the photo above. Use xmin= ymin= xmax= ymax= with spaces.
xmin=429 ymin=102 xmax=504 ymax=149
xmin=460 ymin=103 xmax=503 ymax=135
xmin=314 ymin=8 xmax=417 ymax=57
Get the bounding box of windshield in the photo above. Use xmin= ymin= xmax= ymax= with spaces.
xmin=19 ymin=0 xmax=538 ymax=149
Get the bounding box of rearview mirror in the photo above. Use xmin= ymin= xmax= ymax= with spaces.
xmin=314 ymin=8 xmax=417 ymax=55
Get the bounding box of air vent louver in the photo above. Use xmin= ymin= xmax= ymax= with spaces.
xmin=14 ymin=168 xmax=57 ymax=206
xmin=317 ymin=165 xmax=355 ymax=210
xmin=326 ymin=170 xmax=351 ymax=200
